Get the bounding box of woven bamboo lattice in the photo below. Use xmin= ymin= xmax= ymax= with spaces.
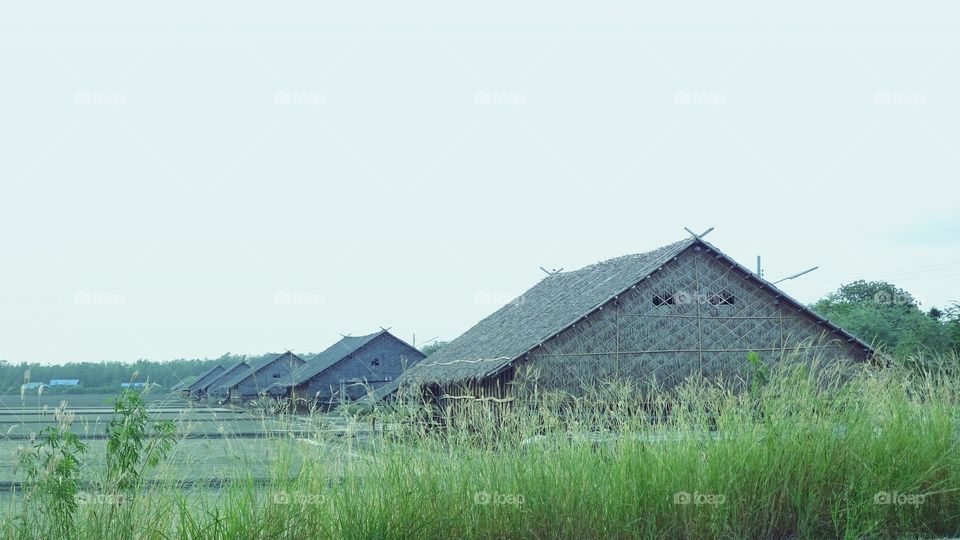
xmin=521 ymin=249 xmax=864 ymax=394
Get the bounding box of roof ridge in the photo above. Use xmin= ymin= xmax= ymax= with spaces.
xmin=570 ymin=238 xmax=695 ymax=271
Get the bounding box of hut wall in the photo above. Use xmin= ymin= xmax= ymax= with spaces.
xmin=232 ymin=357 xmax=303 ymax=401
xmin=299 ymin=334 xmax=425 ymax=402
xmin=514 ymin=248 xmax=866 ymax=394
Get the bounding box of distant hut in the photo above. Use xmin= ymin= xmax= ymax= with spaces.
xmin=120 ymin=382 xmax=156 ymax=389
xmin=203 ymin=361 xmax=251 ymax=401
xmin=180 ymin=365 xmax=225 ymax=399
xmin=376 ymin=235 xmax=873 ymax=403
xmin=48 ymin=379 xmax=80 ymax=387
xmin=220 ymin=352 xmax=305 ymax=403
xmin=277 ymin=330 xmax=425 ymax=408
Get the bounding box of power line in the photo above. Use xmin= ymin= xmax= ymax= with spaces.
xmin=814 ymin=258 xmax=960 ymax=280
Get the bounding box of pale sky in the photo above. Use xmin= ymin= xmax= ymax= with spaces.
xmin=1 ymin=2 xmax=958 ymax=364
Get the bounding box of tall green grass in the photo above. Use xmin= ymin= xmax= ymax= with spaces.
xmin=2 ymin=355 xmax=959 ymax=539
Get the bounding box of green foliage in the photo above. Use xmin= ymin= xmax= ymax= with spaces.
xmin=944 ymin=302 xmax=960 ymax=354
xmin=420 ymin=340 xmax=449 ymax=357
xmin=12 ymin=392 xmax=181 ymax=539
xmin=746 ymin=351 xmax=769 ymax=399
xmin=811 ymin=280 xmax=955 ymax=357
xmin=105 ymin=390 xmax=178 ymax=492
xmin=16 ymin=410 xmax=87 ymax=537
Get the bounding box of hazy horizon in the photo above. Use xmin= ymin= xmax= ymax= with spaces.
xmin=2 ymin=2 xmax=958 ymax=365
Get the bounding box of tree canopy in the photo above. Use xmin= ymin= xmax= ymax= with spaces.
xmin=811 ymin=280 xmax=958 ymax=357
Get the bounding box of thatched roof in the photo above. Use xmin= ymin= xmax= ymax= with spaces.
xmin=286 ymin=331 xmax=387 ymax=387
xmin=375 ymin=236 xmax=873 ymax=397
xmin=183 ymin=364 xmax=224 ymax=392
xmin=217 ymin=352 xmax=304 ymax=390
xmin=202 ymin=361 xmax=250 ymax=393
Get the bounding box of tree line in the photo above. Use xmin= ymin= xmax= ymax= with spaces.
xmin=0 ymin=353 xmax=288 ymax=395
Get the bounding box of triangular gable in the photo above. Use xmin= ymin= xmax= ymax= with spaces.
xmin=289 ymin=330 xmax=423 ymax=387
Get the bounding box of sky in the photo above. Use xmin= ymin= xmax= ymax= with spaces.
xmin=1 ymin=2 xmax=958 ymax=365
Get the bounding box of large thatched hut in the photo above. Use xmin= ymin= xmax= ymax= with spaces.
xmin=376 ymin=235 xmax=873 ymax=402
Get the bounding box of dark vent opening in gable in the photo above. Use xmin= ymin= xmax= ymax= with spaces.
xmin=371 ymin=358 xmax=380 ymax=366
xmin=652 ymin=292 xmax=680 ymax=306
xmin=709 ymin=292 xmax=736 ymax=305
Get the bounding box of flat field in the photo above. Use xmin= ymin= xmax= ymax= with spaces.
xmin=0 ymin=392 xmax=362 ymax=486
